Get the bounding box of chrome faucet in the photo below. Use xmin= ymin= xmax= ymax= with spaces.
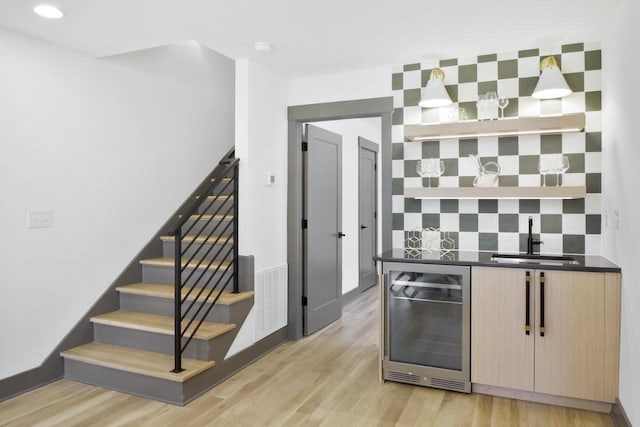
xmin=527 ymin=216 xmax=543 ymax=255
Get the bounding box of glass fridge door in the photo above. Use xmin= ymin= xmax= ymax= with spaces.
xmin=387 ymin=269 xmax=465 ymax=372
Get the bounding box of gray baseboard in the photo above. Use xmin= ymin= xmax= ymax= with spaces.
xmin=611 ymin=398 xmax=632 ymax=427
xmin=182 ymin=327 xmax=287 ymax=405
xmin=0 ymin=240 xmax=154 ymax=403
xmin=341 ymin=287 xmax=362 ymax=306
xmin=342 ymin=281 xmax=377 ymax=307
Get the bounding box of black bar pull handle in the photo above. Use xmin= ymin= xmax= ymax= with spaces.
xmin=539 ymin=272 xmax=546 ymax=337
xmin=525 ymin=271 xmax=531 ymax=335
xmin=360 ymin=225 xmax=368 ymax=229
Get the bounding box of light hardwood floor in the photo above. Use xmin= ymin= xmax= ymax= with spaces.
xmin=0 ymin=287 xmax=614 ymax=426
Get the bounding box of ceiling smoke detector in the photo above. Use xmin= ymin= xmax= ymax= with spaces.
xmin=33 ymin=4 xmax=65 ymax=19
xmin=253 ymin=42 xmax=272 ymax=52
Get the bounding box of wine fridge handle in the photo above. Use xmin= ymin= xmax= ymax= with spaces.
xmin=525 ymin=271 xmax=531 ymax=335
xmin=539 ymin=272 xmax=546 ymax=337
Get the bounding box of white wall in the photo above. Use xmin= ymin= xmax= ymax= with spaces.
xmin=602 ymin=0 xmax=640 ymax=423
xmin=311 ymin=119 xmax=381 ymax=294
xmin=288 ymin=67 xmax=392 ymax=106
xmin=236 ymin=59 xmax=288 ymax=272
xmin=230 ymin=59 xmax=288 ymax=354
xmin=0 ymin=30 xmax=235 ymax=380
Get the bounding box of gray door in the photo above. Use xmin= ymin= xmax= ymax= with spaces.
xmin=303 ymin=124 xmax=343 ymax=335
xmin=358 ymin=137 xmax=378 ymax=291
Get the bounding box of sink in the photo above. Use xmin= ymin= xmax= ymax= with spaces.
xmin=491 ymin=253 xmax=579 ymax=266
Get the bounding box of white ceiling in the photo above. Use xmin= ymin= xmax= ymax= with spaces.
xmin=0 ymin=0 xmax=621 ymax=78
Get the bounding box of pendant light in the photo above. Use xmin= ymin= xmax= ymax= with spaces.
xmin=419 ymin=68 xmax=452 ymax=108
xmin=532 ymin=56 xmax=572 ymax=99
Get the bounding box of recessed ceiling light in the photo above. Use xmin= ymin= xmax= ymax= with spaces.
xmin=253 ymin=42 xmax=272 ymax=52
xmin=33 ymin=5 xmax=65 ymax=19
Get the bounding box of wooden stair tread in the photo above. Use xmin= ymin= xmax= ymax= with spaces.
xmin=159 ymin=235 xmax=233 ymax=244
xmin=178 ymin=214 xmax=233 ymax=221
xmin=195 ymin=195 xmax=234 ymax=201
xmin=117 ymin=283 xmax=254 ymax=305
xmin=139 ymin=257 xmax=231 ymax=270
xmin=61 ymin=343 xmax=214 ymax=382
xmin=91 ymin=310 xmax=235 ymax=340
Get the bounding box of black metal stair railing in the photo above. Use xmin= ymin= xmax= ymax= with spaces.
xmin=167 ymin=151 xmax=239 ymax=373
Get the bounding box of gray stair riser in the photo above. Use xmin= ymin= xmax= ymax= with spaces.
xmin=211 ymin=183 xmax=234 ymax=196
xmin=142 ymin=264 xmax=234 ymax=287
xmin=64 ymin=359 xmax=186 ymax=405
xmin=119 ymin=293 xmax=235 ymax=324
xmin=163 ymin=240 xmax=233 ymax=260
xmin=180 ymin=217 xmax=234 ymax=236
xmin=93 ymin=323 xmax=234 ymax=362
xmin=197 ymin=198 xmax=233 ymax=215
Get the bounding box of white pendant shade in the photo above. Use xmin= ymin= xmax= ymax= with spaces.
xmin=419 ymin=78 xmax=452 ymax=108
xmin=419 ymin=69 xmax=452 ymax=108
xmin=532 ymin=65 xmax=572 ymax=99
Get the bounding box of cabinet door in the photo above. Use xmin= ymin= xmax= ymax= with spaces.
xmin=534 ymin=270 xmax=606 ymax=401
xmin=471 ymin=267 xmax=534 ymax=390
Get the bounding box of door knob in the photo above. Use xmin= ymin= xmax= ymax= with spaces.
xmin=338 ymin=232 xmax=346 ymax=238
xmin=360 ymin=225 xmax=368 ymax=229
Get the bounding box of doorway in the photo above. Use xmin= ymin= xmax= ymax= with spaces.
xmin=358 ymin=137 xmax=379 ymax=293
xmin=287 ymin=97 xmax=394 ymax=340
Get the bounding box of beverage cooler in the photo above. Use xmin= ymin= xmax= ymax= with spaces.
xmin=382 ymin=262 xmax=471 ymax=392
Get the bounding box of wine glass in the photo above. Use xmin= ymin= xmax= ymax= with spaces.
xmin=498 ymin=96 xmax=509 ymax=118
xmin=556 ymin=155 xmax=570 ymax=186
xmin=538 ymin=156 xmax=550 ymax=187
xmin=417 ymin=160 xmax=433 ymax=187
xmin=433 ymin=160 xmax=445 ymax=187
xmin=426 ymin=159 xmax=438 ymax=187
xmin=416 ymin=160 xmax=425 ymax=186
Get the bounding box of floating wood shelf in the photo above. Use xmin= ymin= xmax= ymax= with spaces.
xmin=405 ymin=186 xmax=587 ymax=200
xmin=404 ymin=113 xmax=586 ymax=142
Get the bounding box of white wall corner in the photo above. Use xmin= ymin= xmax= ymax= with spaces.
xmin=602 ymin=0 xmax=640 ymax=424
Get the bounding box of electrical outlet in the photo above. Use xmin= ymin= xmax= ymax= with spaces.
xmin=614 ymin=209 xmax=620 ymax=230
xmin=28 ymin=209 xmax=53 ymax=229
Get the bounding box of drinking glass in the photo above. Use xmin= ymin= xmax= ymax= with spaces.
xmin=486 ymin=92 xmax=498 ymax=120
xmin=477 ymin=94 xmax=488 ymax=120
xmin=498 ymin=96 xmax=509 ymax=118
xmin=556 ymin=155 xmax=570 ymax=186
xmin=538 ymin=157 xmax=550 ymax=187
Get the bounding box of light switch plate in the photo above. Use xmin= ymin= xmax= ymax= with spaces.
xmin=266 ymin=173 xmax=276 ymax=186
xmin=28 ymin=209 xmax=53 ymax=228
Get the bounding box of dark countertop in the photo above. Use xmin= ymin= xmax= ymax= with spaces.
xmin=375 ymin=249 xmax=621 ymax=273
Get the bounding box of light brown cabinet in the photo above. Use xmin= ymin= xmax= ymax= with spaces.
xmin=471 ymin=267 xmax=620 ymax=403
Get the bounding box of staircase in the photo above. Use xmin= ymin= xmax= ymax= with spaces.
xmin=60 ymin=151 xmax=254 ymax=405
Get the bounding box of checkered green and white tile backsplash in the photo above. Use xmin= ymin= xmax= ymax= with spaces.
xmin=391 ymin=42 xmax=602 ymax=255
